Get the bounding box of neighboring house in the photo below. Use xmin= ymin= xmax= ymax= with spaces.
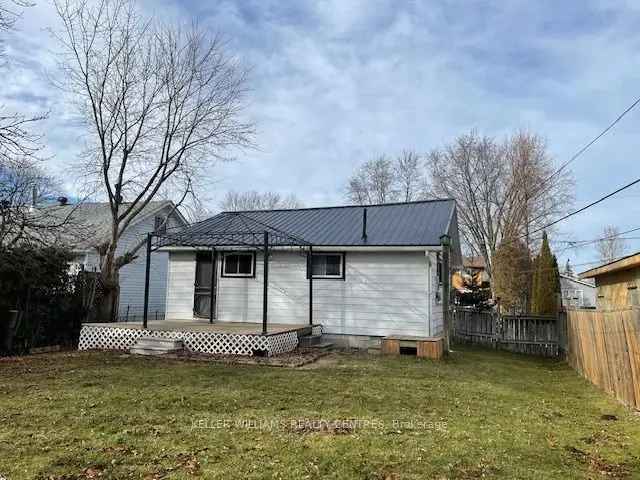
xmin=44 ymin=200 xmax=187 ymax=318
xmin=581 ymin=251 xmax=640 ymax=309
xmin=161 ymin=199 xmax=462 ymax=347
xmin=559 ymin=274 xmax=596 ymax=309
xmin=452 ymin=256 xmax=491 ymax=307
xmin=463 ymin=255 xmax=490 ymax=288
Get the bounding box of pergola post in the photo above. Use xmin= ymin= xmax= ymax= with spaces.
xmin=209 ymin=247 xmax=217 ymax=324
xmin=308 ymin=245 xmax=313 ymax=325
xmin=440 ymin=234 xmax=451 ymax=351
xmin=262 ymin=231 xmax=269 ymax=335
xmin=142 ymin=233 xmax=152 ymax=329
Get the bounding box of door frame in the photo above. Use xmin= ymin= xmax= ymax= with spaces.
xmin=193 ymin=251 xmax=218 ymax=319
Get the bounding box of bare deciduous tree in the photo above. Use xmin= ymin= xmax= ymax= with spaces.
xmin=53 ymin=0 xmax=253 ymax=321
xmin=221 ymin=190 xmax=303 ymax=211
xmin=394 ymin=150 xmax=424 ymax=202
xmin=0 ymin=0 xmax=31 ymax=33
xmin=0 ymin=0 xmax=48 ymax=166
xmin=595 ymin=225 xmax=627 ymax=264
xmin=426 ymin=130 xmax=572 ymax=280
xmin=347 ymin=155 xmax=396 ymax=204
xmin=347 ymin=155 xmax=397 ymax=205
xmin=347 ymin=151 xmax=425 ymax=205
xmin=0 ymin=157 xmax=78 ymax=247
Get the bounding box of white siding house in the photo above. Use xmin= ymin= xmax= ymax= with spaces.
xmin=166 ymin=249 xmax=446 ymax=339
xmin=161 ymin=200 xmax=460 ymax=345
xmin=49 ymin=201 xmax=187 ymax=319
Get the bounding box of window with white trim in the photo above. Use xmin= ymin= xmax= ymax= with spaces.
xmin=311 ymin=253 xmax=344 ymax=279
xmin=154 ymin=215 xmax=167 ymax=234
xmin=222 ymin=252 xmax=254 ymax=277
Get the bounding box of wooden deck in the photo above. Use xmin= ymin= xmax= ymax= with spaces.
xmin=78 ymin=321 xmax=322 ymax=356
xmin=83 ymin=321 xmax=310 ymax=336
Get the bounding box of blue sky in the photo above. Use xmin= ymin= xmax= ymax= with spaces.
xmin=4 ymin=0 xmax=640 ymax=270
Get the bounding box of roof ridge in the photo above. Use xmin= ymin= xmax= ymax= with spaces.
xmin=221 ymin=198 xmax=455 ymax=214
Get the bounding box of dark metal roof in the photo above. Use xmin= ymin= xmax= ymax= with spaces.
xmin=162 ymin=199 xmax=456 ymax=247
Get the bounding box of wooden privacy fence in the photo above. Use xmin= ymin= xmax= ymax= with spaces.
xmin=452 ymin=308 xmax=562 ymax=357
xmin=566 ymin=308 xmax=640 ymax=410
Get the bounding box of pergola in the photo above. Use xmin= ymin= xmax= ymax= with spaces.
xmin=141 ymin=212 xmax=314 ymax=335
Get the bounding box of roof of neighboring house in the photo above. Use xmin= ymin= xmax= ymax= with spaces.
xmin=166 ymin=199 xmax=458 ymax=248
xmin=580 ymin=251 xmax=640 ymax=279
xmin=40 ymin=200 xmax=185 ymax=250
xmin=560 ymin=274 xmax=596 ymax=288
xmin=463 ymin=256 xmax=486 ymax=269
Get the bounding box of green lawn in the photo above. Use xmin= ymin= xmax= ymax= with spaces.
xmin=0 ymin=348 xmax=639 ymax=479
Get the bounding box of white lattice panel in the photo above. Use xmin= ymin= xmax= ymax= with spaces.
xmin=311 ymin=325 xmax=323 ymax=336
xmin=78 ymin=325 xmax=300 ymax=356
xmin=267 ymin=331 xmax=299 ymax=354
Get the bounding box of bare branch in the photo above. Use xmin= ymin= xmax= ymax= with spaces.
xmin=52 ymin=0 xmax=254 ymax=320
xmin=220 ymin=190 xmax=303 ymax=211
xmin=426 ymin=130 xmax=573 ymax=282
xmin=595 ymin=225 xmax=627 ymax=264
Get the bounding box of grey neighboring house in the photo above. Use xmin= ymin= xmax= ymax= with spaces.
xmin=161 ymin=199 xmax=462 ymax=347
xmin=560 ymin=274 xmax=596 ymax=309
xmin=45 ymin=200 xmax=187 ymax=319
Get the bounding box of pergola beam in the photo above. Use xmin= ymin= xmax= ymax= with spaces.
xmin=262 ymin=231 xmax=269 ymax=335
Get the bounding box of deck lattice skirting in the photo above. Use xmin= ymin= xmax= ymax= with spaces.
xmin=78 ymin=325 xmax=300 ymax=356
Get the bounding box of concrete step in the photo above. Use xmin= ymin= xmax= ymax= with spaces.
xmin=130 ymin=337 xmax=183 ymax=356
xmin=312 ymin=342 xmax=334 ymax=350
xmin=298 ymin=333 xmax=322 ymax=347
xmin=130 ymin=347 xmax=182 ymax=356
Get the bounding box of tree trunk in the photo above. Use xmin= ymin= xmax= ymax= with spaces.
xmin=96 ymin=260 xmax=120 ymax=323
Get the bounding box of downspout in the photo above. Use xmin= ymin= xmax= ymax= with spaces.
xmin=425 ymin=251 xmax=432 ymax=337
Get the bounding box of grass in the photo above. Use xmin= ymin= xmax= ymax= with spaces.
xmin=0 ymin=347 xmax=639 ymax=479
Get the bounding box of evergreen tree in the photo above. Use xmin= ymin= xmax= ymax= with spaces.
xmin=492 ymin=238 xmax=531 ymax=314
xmin=531 ymin=232 xmax=559 ymax=315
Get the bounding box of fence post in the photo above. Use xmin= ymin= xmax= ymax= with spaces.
xmin=493 ymin=310 xmax=502 ymax=349
xmin=557 ymin=311 xmax=567 ymax=358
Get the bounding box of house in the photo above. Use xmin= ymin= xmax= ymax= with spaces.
xmin=559 ymin=274 xmax=596 ymax=309
xmin=44 ymin=200 xmax=187 ymax=319
xmin=463 ymin=256 xmax=490 ymax=288
xmin=159 ymin=199 xmax=461 ymax=348
xmin=452 ymin=255 xmax=492 ymax=307
xmin=580 ymin=251 xmax=640 ymax=309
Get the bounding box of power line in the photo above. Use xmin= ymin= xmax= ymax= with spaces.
xmin=515 ymin=95 xmax=640 ymax=233
xmin=545 ymin=95 xmax=640 ymax=183
xmin=553 ymin=226 xmax=640 ymax=248
xmin=528 ymin=177 xmax=640 ymax=237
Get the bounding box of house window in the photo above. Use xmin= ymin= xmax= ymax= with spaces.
xmin=154 ymin=215 xmax=166 ymax=234
xmin=310 ymin=253 xmax=344 ymax=279
xmin=222 ymin=252 xmax=255 ymax=277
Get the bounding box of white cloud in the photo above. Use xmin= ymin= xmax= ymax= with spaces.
xmin=3 ymin=0 xmax=640 ymax=266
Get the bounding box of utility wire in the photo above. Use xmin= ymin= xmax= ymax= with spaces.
xmin=512 ymin=95 xmax=640 ymax=236
xmin=528 ymin=177 xmax=640 ymax=237
xmin=554 ymin=226 xmax=640 ymax=247
xmin=544 ymin=95 xmax=640 ymax=184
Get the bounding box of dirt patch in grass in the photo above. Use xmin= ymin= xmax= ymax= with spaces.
xmin=565 ymin=446 xmax=631 ymax=478
xmin=167 ymin=347 xmax=330 ymax=367
xmin=297 ymin=352 xmax=342 ymax=369
xmin=286 ymin=418 xmax=356 ymax=435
